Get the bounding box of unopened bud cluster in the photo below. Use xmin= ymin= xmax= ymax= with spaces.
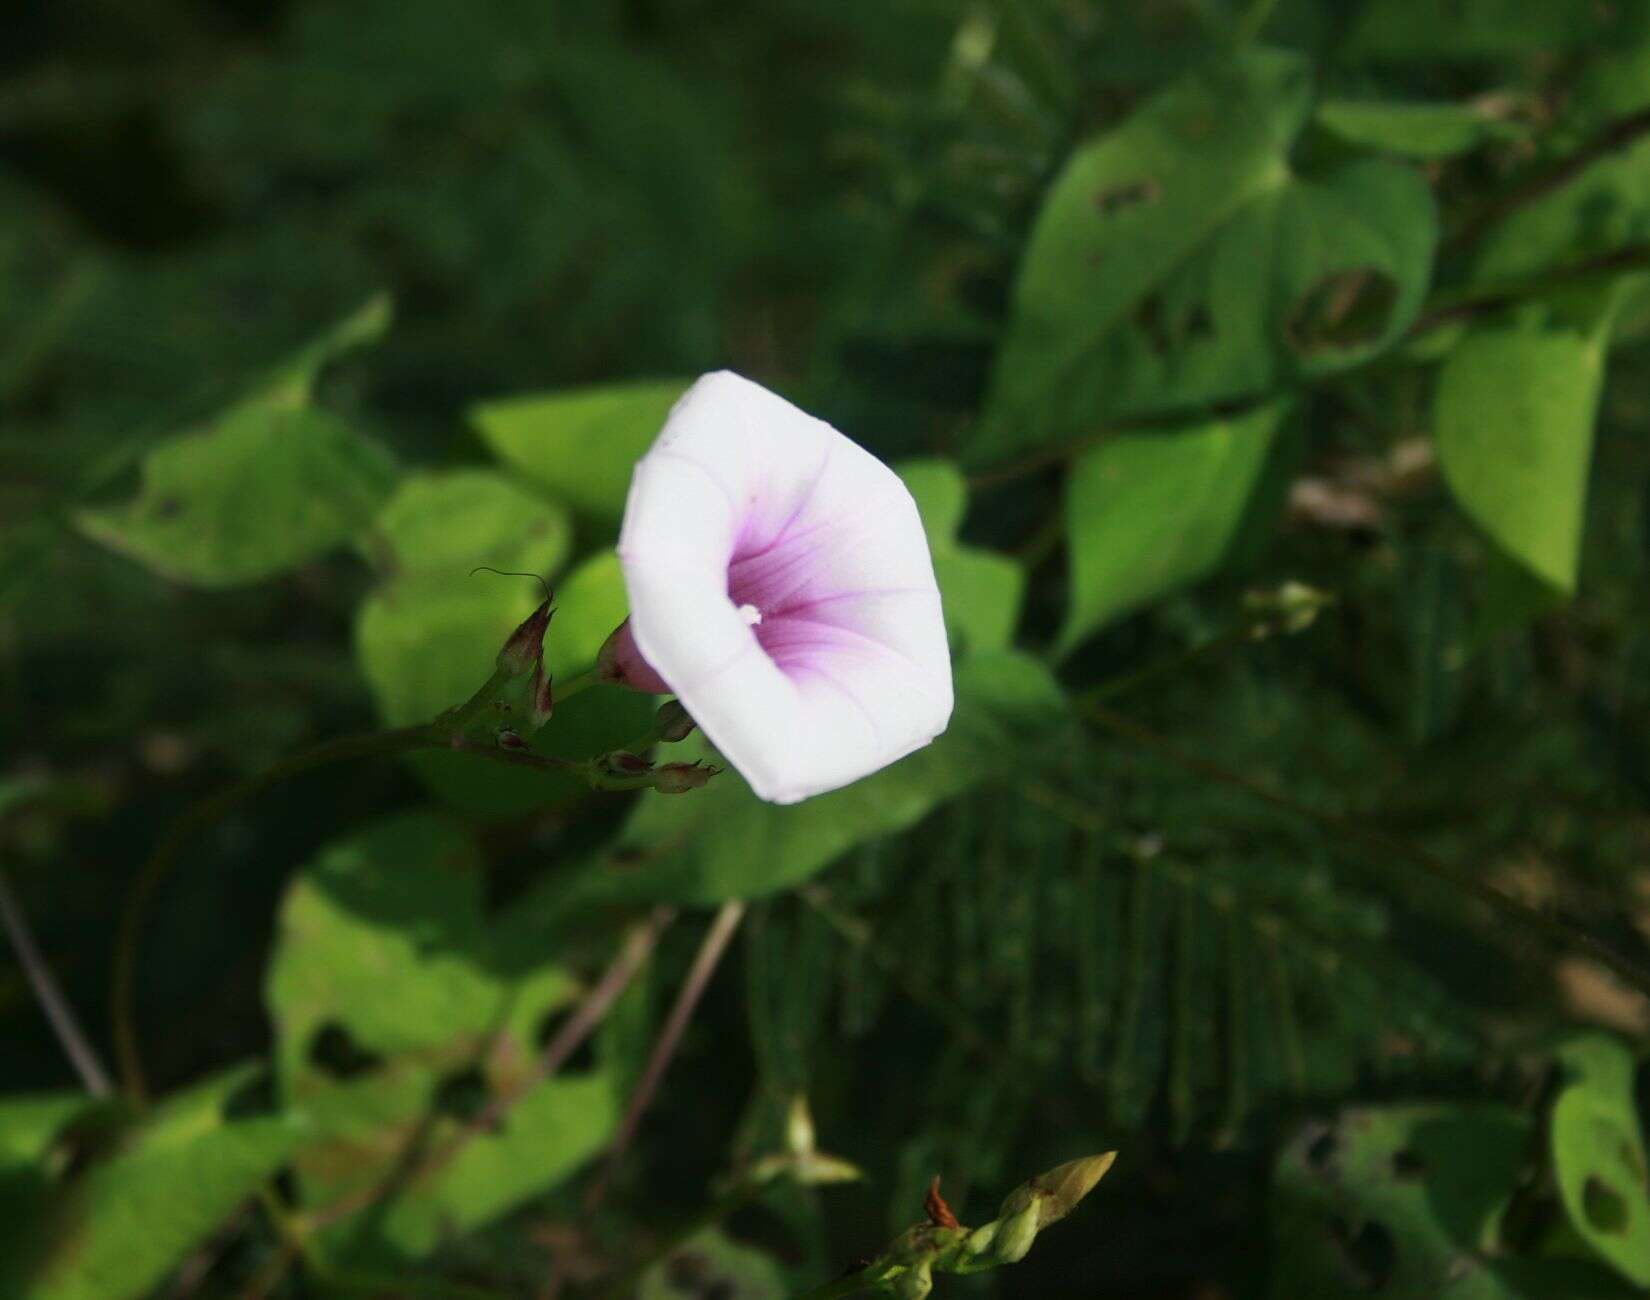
xmin=838 ymin=1152 xmax=1117 ymax=1298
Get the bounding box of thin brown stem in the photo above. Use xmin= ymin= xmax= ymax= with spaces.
xmin=111 ymin=718 xmax=668 ymax=1104
xmin=586 ymin=900 xmax=746 ymax=1210
xmin=1451 ymin=106 xmax=1650 ymax=251
xmin=0 ymin=864 xmax=112 ymax=1096
xmin=112 ymin=724 xmax=435 ymax=1102
xmin=305 ymin=907 xmax=676 ymax=1233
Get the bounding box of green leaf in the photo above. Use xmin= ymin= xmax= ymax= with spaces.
xmin=0 ymin=1094 xmax=102 ymax=1166
xmin=897 ymin=459 xmax=1025 ymax=654
xmin=267 ymin=813 xmax=619 ymax=1263
xmin=1434 ymin=325 xmax=1605 ymax=594
xmin=539 ymin=653 xmax=1067 ymax=911
xmin=19 ymin=1065 xmax=304 ymax=1300
xmin=638 ymin=1229 xmax=786 ymax=1300
xmin=472 ymin=379 xmax=690 ymax=521
xmin=237 ymin=292 xmax=392 ymax=415
xmin=975 ymin=50 xmax=1435 ymax=463
xmin=1271 ymin=1104 xmax=1529 ymax=1299
xmin=1550 ymin=1033 xmax=1650 ymax=1286
xmin=1317 ymin=100 xmax=1526 ymax=159
xmin=354 ymin=469 xmax=575 ymax=815
xmin=75 ymin=405 xmax=397 ymax=587
xmin=1061 ymin=401 xmax=1288 ymax=651
xmin=1471 ymin=141 xmax=1650 ymax=284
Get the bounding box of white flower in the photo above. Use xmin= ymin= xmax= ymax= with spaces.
xmin=611 ymin=370 xmax=953 ymax=804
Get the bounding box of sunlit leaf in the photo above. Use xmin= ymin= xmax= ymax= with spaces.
xmin=1434 ymin=324 xmax=1605 ymax=594
xmin=267 ymin=813 xmax=618 ymax=1263
xmin=353 ymin=469 xmax=579 ymax=815
xmin=472 ymin=380 xmax=690 ymax=521
xmin=1550 ymin=1033 xmax=1650 ymax=1286
xmin=975 ymin=50 xmax=1434 ymax=463
xmin=17 ymin=1066 xmax=304 ymax=1300
xmin=75 ymin=406 xmax=396 ymax=587
xmin=898 ymin=459 xmax=1025 ymax=654
xmin=1061 ymin=401 xmax=1288 ymax=651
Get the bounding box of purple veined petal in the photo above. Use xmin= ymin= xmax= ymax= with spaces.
xmin=616 ymin=370 xmax=954 ymax=804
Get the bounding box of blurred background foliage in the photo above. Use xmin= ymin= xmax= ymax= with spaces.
xmin=5 ymin=0 xmax=1650 ymax=1295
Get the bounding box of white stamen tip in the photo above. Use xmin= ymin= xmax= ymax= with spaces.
xmin=738 ymin=602 xmax=763 ymax=626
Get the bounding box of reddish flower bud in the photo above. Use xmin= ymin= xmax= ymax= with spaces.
xmin=600 ymin=750 xmax=653 ymax=776
xmin=654 ymin=699 xmax=696 ymax=743
xmin=497 ymin=599 xmax=553 ymax=677
xmin=595 ymin=618 xmax=672 ymax=694
xmin=652 ymin=760 xmax=717 ymax=794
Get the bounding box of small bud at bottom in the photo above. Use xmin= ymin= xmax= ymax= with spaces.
xmin=655 ymin=698 xmax=696 ymax=743
xmin=653 ymin=761 xmax=717 ymax=793
xmin=600 ymin=750 xmax=653 ymax=776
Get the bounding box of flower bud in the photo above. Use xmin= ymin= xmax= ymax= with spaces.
xmin=785 ymin=1094 xmax=816 ymax=1158
xmin=1026 ymin=1152 xmax=1116 ymax=1228
xmin=600 ymin=750 xmax=653 ymax=776
xmin=497 ymin=599 xmax=553 ymax=676
xmin=596 ymin=618 xmax=672 ymax=693
xmin=528 ymin=662 xmax=554 ymax=730
xmin=990 ymin=1201 xmax=1039 ymax=1264
xmin=893 ymin=1259 xmax=933 ymax=1300
xmin=652 ymin=760 xmax=717 ymax=794
xmin=654 ymin=699 xmax=696 ymax=743
xmin=1243 ymin=581 xmax=1332 ymax=638
xmin=497 ymin=729 xmax=528 ymax=750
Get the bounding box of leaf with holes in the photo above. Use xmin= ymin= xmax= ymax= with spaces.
xmin=1471 ymin=143 xmax=1650 ymax=284
xmin=472 ymin=379 xmax=690 ymax=522
xmin=1550 ymin=1033 xmax=1650 ymax=1286
xmin=973 ymin=49 xmax=1435 ymax=464
xmin=897 ymin=459 xmax=1024 ymax=654
xmin=1060 ymin=400 xmax=1287 ymax=651
xmin=12 ymin=1065 xmax=304 ymax=1300
xmin=75 ymin=405 xmax=397 ymax=587
xmin=267 ymin=813 xmax=618 ymax=1263
xmin=638 ymin=1228 xmax=787 ymax=1299
xmin=1270 ymin=1103 xmax=1635 ymax=1299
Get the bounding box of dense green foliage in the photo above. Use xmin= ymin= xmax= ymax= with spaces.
xmin=5 ymin=0 xmax=1650 ymax=1296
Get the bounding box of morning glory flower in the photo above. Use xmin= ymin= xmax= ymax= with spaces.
xmin=609 ymin=370 xmax=953 ymax=804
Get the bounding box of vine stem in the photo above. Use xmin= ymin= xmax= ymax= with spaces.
xmin=1078 ymin=699 xmax=1650 ymax=997
xmin=111 ymin=661 xmax=651 ymax=1104
xmin=302 ymin=907 xmax=675 ymax=1234
xmin=587 ymin=899 xmax=746 ymax=1211
xmin=0 ymin=864 xmax=113 ymax=1095
xmin=113 ymin=724 xmax=433 ymax=1101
